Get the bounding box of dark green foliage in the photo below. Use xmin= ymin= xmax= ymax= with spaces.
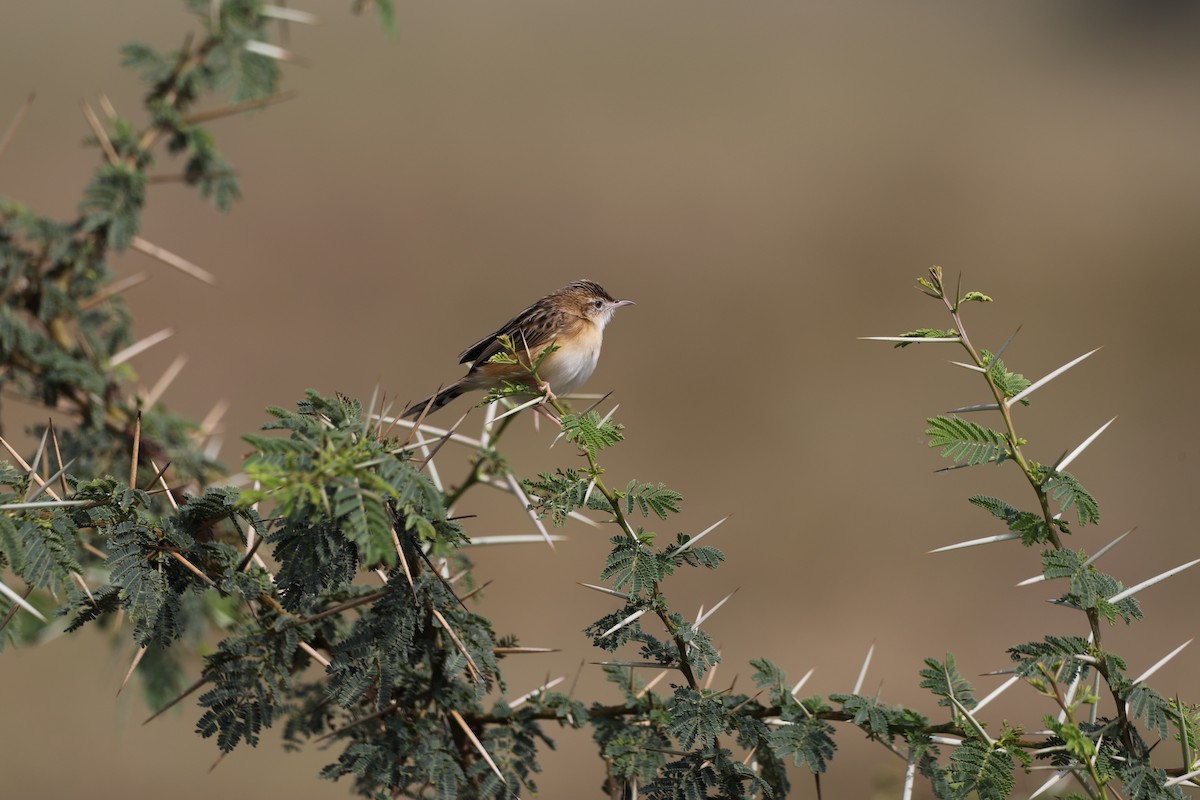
xmin=948 ymin=738 xmax=1014 ymax=800
xmin=919 ymin=654 xmax=977 ymax=710
xmin=969 ymin=494 xmax=1059 ymax=545
xmin=1008 ymin=635 xmax=1096 ymax=681
xmin=1126 ymin=684 xmax=1174 ymax=740
xmin=926 ymin=416 xmax=1010 ymax=465
xmin=601 ymin=533 xmax=667 ymax=596
xmin=665 ymin=531 xmax=725 ymax=570
xmin=768 ymin=717 xmax=838 ymax=773
xmin=244 ymin=391 xmax=462 ymax=569
xmin=829 ymin=693 xmax=896 ymax=739
xmin=523 ymin=468 xmax=593 ymax=524
xmin=625 ymin=480 xmax=684 ymax=519
xmin=668 ymin=687 xmax=730 ymax=749
xmin=1041 ymin=549 xmax=1142 ymax=623
xmin=1117 ymin=760 xmax=1185 ymax=800
xmin=561 ymin=410 xmax=624 ymax=460
xmin=1043 ymin=471 xmax=1101 ymax=526
xmin=981 ymin=349 xmax=1031 ymax=405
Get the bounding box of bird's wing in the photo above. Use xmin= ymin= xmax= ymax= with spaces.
xmin=457 ymin=300 xmax=567 ymax=366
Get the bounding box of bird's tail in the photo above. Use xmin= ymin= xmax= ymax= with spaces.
xmin=402 ymin=383 xmax=467 ymax=419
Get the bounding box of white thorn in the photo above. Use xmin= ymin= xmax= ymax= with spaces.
xmin=930 ymin=532 xmax=1021 ymax=553
xmin=853 ymin=643 xmax=875 ymax=695
xmin=1109 ymin=558 xmax=1200 ymax=603
xmin=1054 ymin=417 xmax=1117 ymax=472
xmin=601 ymin=608 xmax=647 ymax=638
xmin=1006 ymin=347 xmax=1101 ymax=407
xmin=675 ymin=516 xmax=728 ymax=555
xmin=972 ymin=674 xmax=1021 ymax=713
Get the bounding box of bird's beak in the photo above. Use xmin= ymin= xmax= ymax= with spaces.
xmin=613 ymin=299 xmax=635 ymax=308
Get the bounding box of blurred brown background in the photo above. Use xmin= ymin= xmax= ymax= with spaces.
xmin=3 ymin=1 xmax=1200 ymax=797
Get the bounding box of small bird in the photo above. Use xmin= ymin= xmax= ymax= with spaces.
xmin=403 ymin=280 xmax=634 ymax=418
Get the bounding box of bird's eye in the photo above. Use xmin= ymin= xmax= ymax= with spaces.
xmin=592 ymin=299 xmax=604 ymax=309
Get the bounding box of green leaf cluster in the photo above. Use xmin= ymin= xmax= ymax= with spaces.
xmin=926 ymin=416 xmax=1010 ymax=465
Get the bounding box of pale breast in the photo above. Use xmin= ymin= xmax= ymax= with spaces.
xmin=539 ymin=323 xmax=603 ymax=395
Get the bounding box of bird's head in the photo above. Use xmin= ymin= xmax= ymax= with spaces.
xmin=561 ymin=280 xmax=635 ymax=329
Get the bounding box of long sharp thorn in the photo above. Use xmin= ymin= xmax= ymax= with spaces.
xmin=0 ymin=579 xmax=46 ymax=622
xmin=262 ymin=5 xmax=319 ymax=24
xmin=488 ymin=395 xmax=542 ymax=424
xmin=148 ymin=459 xmax=179 ymax=511
xmin=418 ymin=412 xmax=467 ymax=475
xmin=0 ymin=435 xmax=62 ymax=502
xmin=675 ymin=516 xmax=729 ymax=554
xmin=791 ymin=668 xmax=816 ymax=698
xmin=858 ymin=336 xmax=960 ymax=343
xmin=130 ymin=236 xmax=216 ymax=285
xmin=853 ymin=642 xmax=875 ymax=695
xmin=950 ymin=361 xmax=987 ymax=372
xmin=1131 ymin=639 xmax=1193 ymax=686
xmin=129 ymin=412 xmax=142 ymax=489
xmin=1165 ymin=766 xmax=1200 ymax=788
xmin=1 ymin=500 xmax=87 ymax=510
xmin=1109 ymin=558 xmax=1200 ymax=603
xmin=929 ymin=532 xmax=1021 ymax=553
xmin=25 ymin=427 xmax=50 ymax=497
xmin=580 ymin=390 xmax=615 ymax=416
xmin=636 ymin=670 xmax=670 ymax=699
xmin=695 ymin=588 xmax=739 ymax=628
xmin=363 ymin=382 xmax=380 ymax=437
xmin=143 ymin=676 xmax=207 ymax=725
xmin=48 ymin=419 xmax=69 ymax=498
xmin=465 ymin=534 xmax=566 ymax=546
xmin=993 ymin=324 xmax=1023 ymax=360
xmin=0 ymin=92 xmax=35 ymax=161
xmin=504 ymin=471 xmax=553 ymax=550
xmin=402 ymin=384 xmax=442 ymax=447
xmin=389 ymin=527 xmax=416 ymax=596
xmin=972 ymin=674 xmax=1021 ymax=713
xmin=118 ymin=646 xmax=148 ymax=696
xmin=508 ymin=676 xmax=566 ymax=709
xmin=315 ymin=701 xmax=399 ymax=743
xmin=1006 ymin=347 xmax=1102 ymax=407
xmin=1028 ymin=770 xmax=1070 ymax=799
xmin=1018 ymin=528 xmax=1134 ymax=586
xmin=598 ymin=403 xmax=621 ymax=427
xmin=430 ymin=607 xmax=484 ymax=682
xmin=949 ymin=694 xmax=993 ymax=745
xmin=145 ymin=355 xmax=188 ymax=408
xmin=26 ymin=456 xmax=78 ymax=503
xmin=298 ymin=641 xmax=330 ymax=667
xmin=946 ymin=403 xmax=1001 ymax=414
xmin=110 ymin=328 xmax=174 ymax=366
xmin=80 ymin=100 xmax=119 ymax=164
xmin=601 ymin=608 xmax=648 ymax=638
xmin=479 ymin=399 xmax=498 ymax=448
xmin=449 ymin=709 xmax=506 ymax=784
xmin=79 ymin=272 xmax=148 ymax=310
xmin=901 ymin=747 xmax=918 ymax=800
xmin=1054 ymin=417 xmax=1117 ymax=472
xmin=243 ymin=40 xmax=305 ymax=63
xmin=182 ymin=91 xmax=296 ymax=125
xmin=578 ymin=582 xmax=630 ymax=600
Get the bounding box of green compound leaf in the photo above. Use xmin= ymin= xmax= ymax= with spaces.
xmin=561 ymin=411 xmax=624 ymax=460
xmin=926 ymin=416 xmax=1009 ymax=466
xmin=1042 ymin=471 xmax=1100 ymax=526
xmin=949 ymin=738 xmax=1014 ymax=800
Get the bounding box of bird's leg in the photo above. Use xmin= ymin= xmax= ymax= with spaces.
xmin=533 ymin=380 xmax=562 ymax=426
